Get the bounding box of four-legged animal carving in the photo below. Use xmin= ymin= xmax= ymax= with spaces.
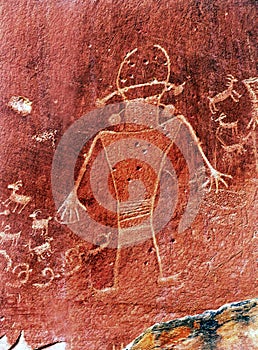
xmin=28 ymin=237 xmax=53 ymax=262
xmin=29 ymin=209 xmax=52 ymax=236
xmin=220 ymin=132 xmax=252 ymax=155
xmin=0 ymin=224 xmax=21 ymax=247
xmin=208 ymin=74 xmax=242 ymax=114
xmin=2 ymin=181 xmax=31 ymax=214
xmin=215 ymin=113 xmax=238 ymax=138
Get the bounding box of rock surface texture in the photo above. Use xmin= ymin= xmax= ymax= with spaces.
xmin=125 ymin=298 xmax=258 ymax=349
xmin=0 ymin=1 xmax=257 ymax=349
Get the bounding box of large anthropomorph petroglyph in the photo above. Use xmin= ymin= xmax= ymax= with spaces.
xmin=54 ymin=45 xmax=238 ymax=291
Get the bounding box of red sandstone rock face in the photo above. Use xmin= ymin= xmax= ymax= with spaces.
xmin=0 ymin=1 xmax=257 ymax=349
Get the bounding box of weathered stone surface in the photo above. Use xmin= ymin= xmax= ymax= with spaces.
xmin=125 ymin=298 xmax=258 ymax=349
xmin=0 ymin=1 xmax=257 ymax=349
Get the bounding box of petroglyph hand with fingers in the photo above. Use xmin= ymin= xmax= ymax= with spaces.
xmin=56 ymin=189 xmax=85 ymax=224
xmin=174 ymin=114 xmax=232 ymax=193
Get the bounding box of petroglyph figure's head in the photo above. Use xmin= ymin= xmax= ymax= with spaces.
xmin=29 ymin=209 xmax=42 ymax=218
xmin=96 ymin=44 xmax=186 ymax=108
xmin=7 ymin=180 xmax=23 ymax=190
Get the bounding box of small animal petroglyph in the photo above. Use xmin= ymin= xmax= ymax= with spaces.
xmin=2 ymin=181 xmax=31 ymax=214
xmin=208 ymin=74 xmax=242 ymax=114
xmin=215 ymin=112 xmax=238 ymax=137
xmin=242 ymin=77 xmax=258 ymax=130
xmin=0 ymin=250 xmax=12 ymax=271
xmin=0 ymin=331 xmax=66 ymax=350
xmin=29 ymin=209 xmax=52 ymax=236
xmin=32 ymin=129 xmax=57 ymax=148
xmin=217 ymin=128 xmax=252 ymax=157
xmin=28 ymin=237 xmax=53 ymax=262
xmin=0 ymin=224 xmax=21 ymax=247
xmin=221 ymin=143 xmax=245 ymax=155
xmin=7 ymin=96 xmax=32 ymax=116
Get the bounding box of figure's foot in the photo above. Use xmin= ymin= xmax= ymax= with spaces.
xmin=91 ymin=286 xmax=118 ymax=295
xmin=208 ymin=168 xmax=232 ymax=193
xmin=158 ymin=272 xmax=181 ymax=284
xmin=55 ymin=190 xmax=82 ymax=224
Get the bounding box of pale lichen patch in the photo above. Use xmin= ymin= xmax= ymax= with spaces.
xmin=7 ymin=96 xmax=32 ymax=116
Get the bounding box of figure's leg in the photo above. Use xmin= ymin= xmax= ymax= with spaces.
xmin=2 ymin=198 xmax=11 ymax=206
xmin=209 ymin=100 xmax=218 ymax=114
xmin=18 ymin=202 xmax=28 ymax=214
xmin=232 ymin=90 xmax=242 ymax=101
xmin=12 ymin=203 xmax=19 ymax=213
xmin=90 ymin=246 xmax=120 ymax=294
xmin=152 ymin=225 xmax=181 ymax=284
xmin=247 ymin=114 xmax=258 ymax=130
